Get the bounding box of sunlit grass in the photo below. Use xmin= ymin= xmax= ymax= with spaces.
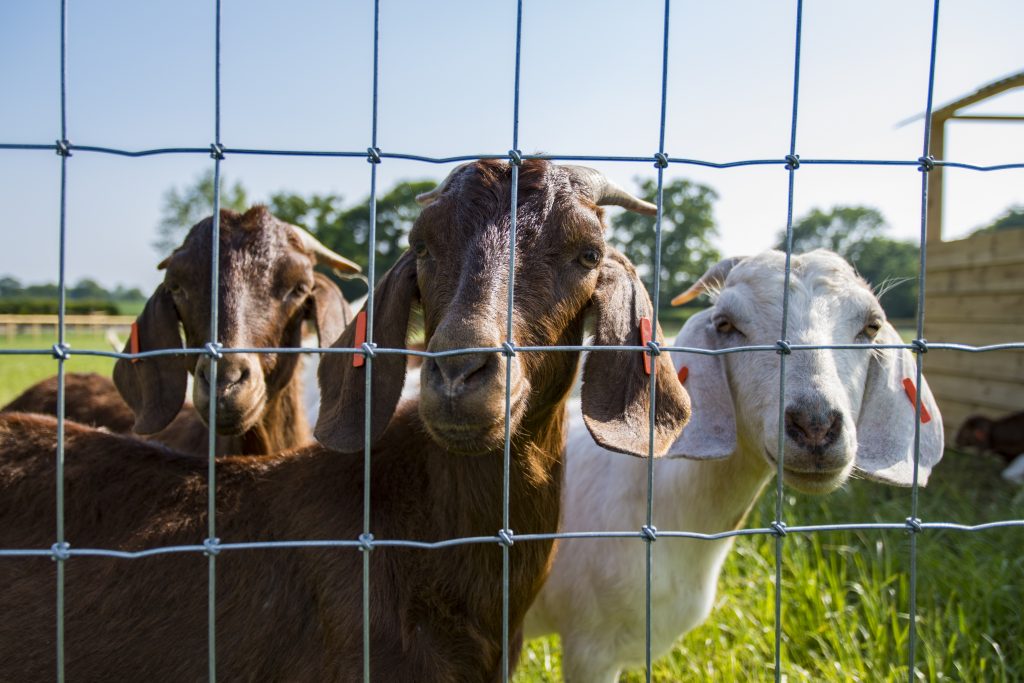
xmin=518 ymin=450 xmax=1023 ymax=682
xmin=0 ymin=331 xmax=117 ymax=405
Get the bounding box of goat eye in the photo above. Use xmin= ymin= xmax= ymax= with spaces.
xmin=578 ymin=248 xmax=601 ymax=270
xmin=166 ymin=281 xmax=182 ymax=295
xmin=863 ymin=321 xmax=882 ymax=340
xmin=714 ymin=318 xmax=735 ymax=335
xmin=413 ymin=241 xmax=428 ymax=258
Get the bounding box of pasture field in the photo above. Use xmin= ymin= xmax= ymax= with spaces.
xmin=516 ymin=450 xmax=1024 ymax=682
xmin=0 ymin=331 xmax=117 ymax=405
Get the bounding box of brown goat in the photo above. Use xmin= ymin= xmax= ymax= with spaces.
xmin=955 ymin=411 xmax=1024 ymax=463
xmin=1 ymin=206 xmax=359 ymax=456
xmin=0 ymin=160 xmax=691 ymax=681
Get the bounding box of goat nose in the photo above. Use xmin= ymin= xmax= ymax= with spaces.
xmin=785 ymin=407 xmax=843 ymax=451
xmin=198 ymin=359 xmax=250 ymax=391
xmin=428 ymin=352 xmax=493 ymax=395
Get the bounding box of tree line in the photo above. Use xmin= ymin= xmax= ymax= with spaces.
xmin=0 ymin=277 xmax=145 ymax=315
xmin=157 ymin=170 xmax=1023 ymax=321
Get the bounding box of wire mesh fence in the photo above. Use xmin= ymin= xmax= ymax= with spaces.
xmin=1 ymin=0 xmax=1023 ymax=681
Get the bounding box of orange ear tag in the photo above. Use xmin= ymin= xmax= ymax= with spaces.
xmin=352 ymin=311 xmax=367 ymax=368
xmin=129 ymin=321 xmax=141 ymax=364
xmin=902 ymin=378 xmax=932 ymax=424
xmin=677 ymin=366 xmax=689 ymax=385
xmin=639 ymin=317 xmax=652 ymax=376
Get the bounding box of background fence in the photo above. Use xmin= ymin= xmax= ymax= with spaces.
xmin=1 ymin=0 xmax=1023 ymax=682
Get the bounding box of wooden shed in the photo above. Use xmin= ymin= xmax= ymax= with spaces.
xmin=925 ymin=229 xmax=1024 ymax=440
xmin=922 ymin=71 xmax=1024 ymax=442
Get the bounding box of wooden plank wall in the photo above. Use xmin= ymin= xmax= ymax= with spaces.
xmin=924 ymin=229 xmax=1024 ymax=442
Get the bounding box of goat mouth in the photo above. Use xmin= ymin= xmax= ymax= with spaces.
xmin=763 ymin=448 xmax=850 ymax=493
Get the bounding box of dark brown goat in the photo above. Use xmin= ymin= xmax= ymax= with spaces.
xmin=1 ymin=206 xmax=359 ymax=455
xmin=955 ymin=411 xmax=1024 ymax=463
xmin=0 ymin=160 xmax=691 ymax=681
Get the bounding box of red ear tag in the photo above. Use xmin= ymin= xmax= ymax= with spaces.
xmin=639 ymin=317 xmax=652 ymax=376
xmin=352 ymin=311 xmax=367 ymax=368
xmin=129 ymin=320 xmax=141 ymax=364
xmin=677 ymin=365 xmax=689 ymax=385
xmin=902 ymin=378 xmax=932 ymax=424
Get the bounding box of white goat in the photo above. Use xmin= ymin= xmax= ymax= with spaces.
xmin=524 ymin=249 xmax=944 ymax=682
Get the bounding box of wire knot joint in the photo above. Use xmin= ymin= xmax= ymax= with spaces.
xmin=646 ymin=340 xmax=662 ymax=357
xmin=785 ymin=154 xmax=800 ymax=170
xmin=775 ymin=340 xmax=792 ymax=355
xmin=366 ymin=147 xmax=381 ymax=164
xmin=905 ymin=517 xmax=923 ymax=534
xmin=770 ymin=521 xmax=788 ymax=537
xmin=209 ymin=143 xmax=225 ymax=160
xmin=501 ymin=342 xmax=516 ymax=358
xmin=50 ymin=542 xmax=71 ymax=562
xmin=51 ymin=343 xmax=70 ymax=361
xmin=653 ymin=152 xmax=669 ymax=169
xmin=497 ymin=528 xmax=515 ymax=547
xmin=360 ymin=342 xmax=377 ymax=360
xmin=917 ymin=155 xmax=935 ymax=172
xmin=204 ymin=342 xmax=224 ymax=360
xmin=358 ymin=532 xmax=375 ymax=552
xmin=508 ymin=150 xmax=523 ymax=166
xmin=55 ymin=139 xmax=72 ymax=157
xmin=640 ymin=525 xmax=658 ymax=542
xmin=911 ymin=338 xmax=928 ymax=354
xmin=203 ymin=537 xmax=221 ymax=557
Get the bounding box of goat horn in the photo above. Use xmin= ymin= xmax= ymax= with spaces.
xmin=415 ymin=162 xmax=474 ymax=207
xmin=289 ymin=225 xmax=362 ymax=274
xmin=670 ymin=257 xmax=745 ymax=306
xmin=562 ymin=165 xmax=658 ymax=216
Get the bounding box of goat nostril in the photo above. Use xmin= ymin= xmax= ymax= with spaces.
xmin=433 ymin=353 xmax=491 ymax=392
xmin=785 ymin=408 xmax=843 ymax=448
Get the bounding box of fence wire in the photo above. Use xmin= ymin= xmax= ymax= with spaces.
xmin=1 ymin=0 xmax=1023 ymax=682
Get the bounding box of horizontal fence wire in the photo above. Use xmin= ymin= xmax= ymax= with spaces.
xmin=1 ymin=0 xmax=1023 ymax=681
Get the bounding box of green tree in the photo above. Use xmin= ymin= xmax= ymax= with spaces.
xmin=776 ymin=206 xmax=887 ymax=263
xmin=154 ymin=169 xmax=249 ymax=256
xmin=271 ymin=180 xmax=433 ymax=300
xmin=0 ymin=276 xmax=22 ymax=298
xmin=608 ymin=178 xmax=721 ymax=309
xmin=777 ymin=206 xmax=919 ymax=320
xmin=972 ymin=204 xmax=1024 ymax=235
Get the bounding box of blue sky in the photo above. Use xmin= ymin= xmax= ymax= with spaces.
xmin=1 ymin=0 xmax=1021 ymax=291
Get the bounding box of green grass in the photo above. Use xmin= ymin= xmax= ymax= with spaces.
xmin=0 ymin=331 xmax=118 ymax=405
xmin=517 ymin=452 xmax=1024 ymax=682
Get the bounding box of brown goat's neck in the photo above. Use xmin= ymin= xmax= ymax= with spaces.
xmin=240 ymin=373 xmax=310 ymax=454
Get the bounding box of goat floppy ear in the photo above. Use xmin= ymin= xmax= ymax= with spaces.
xmin=581 ymin=250 xmax=691 ymax=457
xmin=306 ymin=272 xmax=352 ymax=347
xmin=665 ymin=308 xmax=736 ymax=459
xmin=855 ymin=322 xmax=944 ymax=485
xmin=315 ymin=251 xmax=417 ymax=453
xmin=112 ymin=284 xmax=187 ymax=434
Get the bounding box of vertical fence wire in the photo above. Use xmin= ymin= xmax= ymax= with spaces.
xmin=3 ymin=1 xmax=1022 ymax=681
xmin=362 ymin=1 xmax=382 ymax=680
xmin=908 ymin=0 xmax=942 ymax=677
xmin=501 ymin=2 xmax=525 ymax=680
xmin=773 ymin=1 xmax=805 ymax=679
xmin=53 ymin=0 xmax=70 ymax=680
xmin=644 ymin=1 xmax=673 ymax=680
xmin=205 ymin=1 xmax=225 ymax=680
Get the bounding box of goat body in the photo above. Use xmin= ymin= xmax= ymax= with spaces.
xmin=955 ymin=411 xmax=1024 ymax=462
xmin=525 ymin=250 xmax=944 ymax=682
xmin=0 ymin=161 xmax=690 ymax=681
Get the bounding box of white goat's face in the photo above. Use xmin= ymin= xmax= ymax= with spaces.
xmin=708 ymin=251 xmax=884 ymax=493
xmin=669 ymin=249 xmax=944 ymax=489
